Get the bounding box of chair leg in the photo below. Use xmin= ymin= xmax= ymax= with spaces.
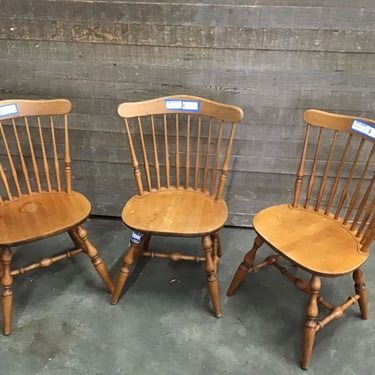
xmin=353 ymin=268 xmax=368 ymax=320
xmin=111 ymin=237 xmax=144 ymax=305
xmin=142 ymin=233 xmax=152 ymax=252
xmin=69 ymin=226 xmax=114 ymax=294
xmin=211 ymin=232 xmax=222 ymax=258
xmin=1 ymin=248 xmax=13 ymax=336
xmin=226 ymin=235 xmax=264 ymax=296
xmin=202 ymin=235 xmax=221 ymax=318
xmin=301 ymin=275 xmax=321 ymax=370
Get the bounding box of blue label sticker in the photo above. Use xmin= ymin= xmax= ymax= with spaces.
xmin=130 ymin=231 xmax=143 ymax=244
xmin=351 ymin=119 xmax=375 ymax=140
xmin=165 ymin=99 xmax=200 ymax=112
xmin=0 ymin=103 xmax=19 ymax=118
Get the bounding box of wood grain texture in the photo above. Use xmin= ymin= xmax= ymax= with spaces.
xmin=1 ymin=2 xmax=374 ymax=225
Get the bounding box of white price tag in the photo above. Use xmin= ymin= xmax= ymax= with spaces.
xmin=165 ymin=99 xmax=200 ymax=112
xmin=0 ymin=103 xmax=18 ymax=118
xmin=351 ymin=119 xmax=375 ymax=139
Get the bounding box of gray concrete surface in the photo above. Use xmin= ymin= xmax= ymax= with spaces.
xmin=0 ymin=217 xmax=374 ymax=374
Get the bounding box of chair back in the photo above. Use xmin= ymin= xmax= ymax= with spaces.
xmin=0 ymin=99 xmax=72 ymax=204
xmin=293 ymin=109 xmax=375 ymax=253
xmin=117 ymin=95 xmax=243 ymax=201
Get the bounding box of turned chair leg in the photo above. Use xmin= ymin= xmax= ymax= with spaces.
xmin=202 ymin=235 xmax=221 ymax=318
xmin=111 ymin=233 xmax=145 ymax=305
xmin=301 ymin=275 xmax=321 ymax=370
xmin=142 ymin=233 xmax=152 ymax=252
xmin=211 ymin=232 xmax=222 ymax=258
xmin=226 ymin=235 xmax=264 ymax=296
xmin=353 ymin=268 xmax=368 ymax=320
xmin=69 ymin=226 xmax=114 ymax=294
xmin=1 ymin=248 xmax=13 ymax=336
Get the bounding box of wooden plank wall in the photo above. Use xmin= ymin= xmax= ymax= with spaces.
xmin=1 ymin=0 xmax=374 ymax=226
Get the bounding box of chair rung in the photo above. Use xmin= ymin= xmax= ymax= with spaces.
xmin=142 ymin=251 xmax=205 ymax=263
xmin=10 ymin=248 xmax=82 ymax=276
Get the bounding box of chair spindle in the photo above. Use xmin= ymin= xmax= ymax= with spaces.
xmin=24 ymin=117 xmax=42 ymax=193
xmin=150 ymin=115 xmax=161 ymax=190
xmin=325 ymin=134 xmax=352 ymax=215
xmin=194 ymin=116 xmax=202 ymax=191
xmin=138 ymin=116 xmax=152 ymax=192
xmin=163 ymin=114 xmax=170 ymax=189
xmin=185 ymin=114 xmax=191 ymax=189
xmin=37 ymin=116 xmax=52 ymax=192
xmin=314 ymin=130 xmax=338 ymax=212
xmin=334 ymin=138 xmax=365 ymax=220
xmin=175 ymin=114 xmax=180 ymax=189
xmin=49 ymin=116 xmax=61 ymax=192
xmin=293 ymin=125 xmax=310 ymax=208
xmin=202 ymin=118 xmax=213 ymax=193
xmin=215 ymin=123 xmax=236 ymax=201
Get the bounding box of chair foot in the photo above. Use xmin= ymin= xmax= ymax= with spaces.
xmin=111 ymin=238 xmax=144 ymax=305
xmin=301 ymin=320 xmax=318 ymax=370
xmin=207 ymin=271 xmax=221 ymax=318
xmin=1 ymin=248 xmax=13 ymax=336
xmin=202 ymin=235 xmax=221 ymax=317
xmin=226 ymin=235 xmax=264 ymax=296
xmin=353 ymin=268 xmax=368 ymax=319
xmin=301 ymin=275 xmax=321 ymax=369
xmin=226 ymin=263 xmax=249 ymax=297
xmin=111 ymin=264 xmax=131 ymax=305
xmin=70 ymin=226 xmax=114 ymax=294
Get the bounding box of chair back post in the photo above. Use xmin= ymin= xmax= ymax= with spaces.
xmin=292 ymin=124 xmax=310 ymax=208
xmin=361 ymin=214 xmax=375 ymax=254
xmin=215 ymin=122 xmax=237 ymax=201
xmin=64 ymin=114 xmax=72 ymax=194
xmin=124 ymin=118 xmax=144 ymax=195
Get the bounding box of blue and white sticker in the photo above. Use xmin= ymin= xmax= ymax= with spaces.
xmin=130 ymin=231 xmax=143 ymax=244
xmin=351 ymin=119 xmax=375 ymax=140
xmin=165 ymin=99 xmax=200 ymax=112
xmin=0 ymin=103 xmax=18 ymax=118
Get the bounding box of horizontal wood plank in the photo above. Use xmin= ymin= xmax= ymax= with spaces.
xmin=1 ymin=19 xmax=375 ymax=52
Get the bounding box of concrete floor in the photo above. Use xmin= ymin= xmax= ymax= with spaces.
xmin=0 ymin=217 xmax=374 ymax=375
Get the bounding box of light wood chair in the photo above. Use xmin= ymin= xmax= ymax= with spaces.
xmin=227 ymin=109 xmax=375 ymax=369
xmin=0 ymin=99 xmax=114 ymax=335
xmin=111 ymin=95 xmax=243 ymax=317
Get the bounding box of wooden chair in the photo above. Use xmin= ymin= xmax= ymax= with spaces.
xmin=227 ymin=109 xmax=375 ymax=369
xmin=111 ymin=95 xmax=243 ymax=317
xmin=0 ymin=99 xmax=114 ymax=335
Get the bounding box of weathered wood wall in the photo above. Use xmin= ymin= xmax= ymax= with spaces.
xmin=1 ymin=0 xmax=375 ymax=226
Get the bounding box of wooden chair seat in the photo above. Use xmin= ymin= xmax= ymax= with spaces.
xmin=0 ymin=192 xmax=91 ymax=246
xmin=122 ymin=189 xmax=228 ymax=236
xmin=254 ymin=205 xmax=368 ymax=276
